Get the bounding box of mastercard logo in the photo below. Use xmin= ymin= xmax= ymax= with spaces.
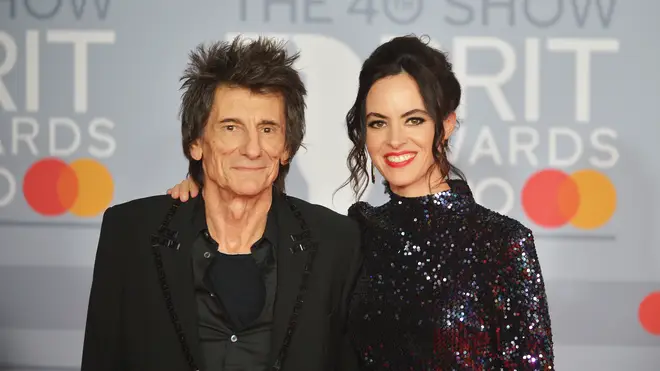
xmin=521 ymin=169 xmax=616 ymax=230
xmin=23 ymin=157 xmax=114 ymax=217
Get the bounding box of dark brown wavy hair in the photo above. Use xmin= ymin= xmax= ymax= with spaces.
xmin=339 ymin=35 xmax=466 ymax=200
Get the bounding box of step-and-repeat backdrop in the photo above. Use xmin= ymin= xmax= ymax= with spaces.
xmin=1 ymin=0 xmax=659 ymax=370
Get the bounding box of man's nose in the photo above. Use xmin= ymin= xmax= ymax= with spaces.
xmin=241 ymin=129 xmax=262 ymax=159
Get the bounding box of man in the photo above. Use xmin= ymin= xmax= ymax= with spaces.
xmin=81 ymin=37 xmax=362 ymax=371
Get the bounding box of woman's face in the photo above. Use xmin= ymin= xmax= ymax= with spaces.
xmin=365 ymin=73 xmax=455 ymax=197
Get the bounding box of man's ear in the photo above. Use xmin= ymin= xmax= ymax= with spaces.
xmin=280 ymin=149 xmax=290 ymax=165
xmin=190 ymin=139 xmax=202 ymax=161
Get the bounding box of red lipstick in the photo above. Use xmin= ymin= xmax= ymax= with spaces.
xmin=383 ymin=151 xmax=416 ymax=168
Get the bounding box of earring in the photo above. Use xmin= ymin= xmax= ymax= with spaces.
xmin=370 ymin=162 xmax=376 ymax=183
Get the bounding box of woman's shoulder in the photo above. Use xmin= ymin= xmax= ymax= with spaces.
xmin=347 ymin=201 xmax=371 ymax=217
xmin=472 ymin=204 xmax=534 ymax=242
xmin=347 ymin=200 xmax=388 ymax=220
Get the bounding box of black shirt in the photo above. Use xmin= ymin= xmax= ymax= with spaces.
xmin=191 ymin=198 xmax=278 ymax=371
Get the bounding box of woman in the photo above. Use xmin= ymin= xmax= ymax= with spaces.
xmin=168 ymin=35 xmax=554 ymax=370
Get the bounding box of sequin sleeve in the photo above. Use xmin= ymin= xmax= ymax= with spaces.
xmin=491 ymin=228 xmax=554 ymax=370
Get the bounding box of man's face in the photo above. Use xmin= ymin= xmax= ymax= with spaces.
xmin=190 ymin=86 xmax=289 ymax=197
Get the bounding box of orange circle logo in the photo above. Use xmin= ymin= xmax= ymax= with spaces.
xmin=521 ymin=169 xmax=616 ymax=229
xmin=23 ymin=158 xmax=114 ymax=217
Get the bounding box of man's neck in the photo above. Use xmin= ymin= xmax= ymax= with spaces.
xmin=203 ymin=186 xmax=273 ymax=255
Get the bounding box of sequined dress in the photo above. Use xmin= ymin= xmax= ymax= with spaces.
xmin=347 ymin=180 xmax=554 ymax=370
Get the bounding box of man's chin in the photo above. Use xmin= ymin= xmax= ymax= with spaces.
xmin=226 ymin=180 xmax=273 ymax=197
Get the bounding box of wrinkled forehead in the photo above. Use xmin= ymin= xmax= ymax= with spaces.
xmin=211 ymin=85 xmax=286 ymax=124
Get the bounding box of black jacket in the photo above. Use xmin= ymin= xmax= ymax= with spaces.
xmin=80 ymin=192 xmax=362 ymax=371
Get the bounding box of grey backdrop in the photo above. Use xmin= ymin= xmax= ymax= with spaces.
xmin=1 ymin=0 xmax=659 ymax=370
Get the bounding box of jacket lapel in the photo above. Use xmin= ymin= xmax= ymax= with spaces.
xmin=151 ymin=198 xmax=202 ymax=368
xmin=270 ymin=193 xmax=310 ymax=362
xmin=153 ymin=192 xmax=314 ymax=367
